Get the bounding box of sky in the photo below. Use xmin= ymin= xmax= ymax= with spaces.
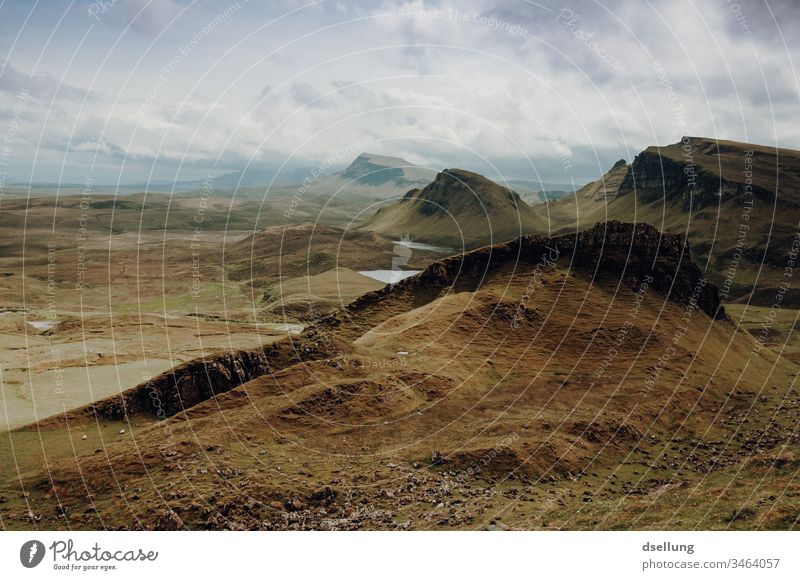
xmin=0 ymin=0 xmax=798 ymax=186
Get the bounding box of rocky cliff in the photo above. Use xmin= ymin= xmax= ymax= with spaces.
xmin=617 ymin=137 xmax=776 ymax=210
xmin=333 ymin=221 xmax=724 ymax=321
xmin=75 ymin=223 xmax=723 ymax=424
xmin=81 ymin=331 xmax=345 ymax=422
xmin=575 ymin=158 xmax=629 ymax=202
xmin=89 ymin=349 xmax=273 ymax=420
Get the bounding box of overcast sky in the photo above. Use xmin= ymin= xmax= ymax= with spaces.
xmin=0 ymin=0 xmax=798 ymax=185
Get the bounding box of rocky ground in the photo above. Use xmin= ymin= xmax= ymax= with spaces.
xmin=2 ymin=223 xmax=799 ymax=530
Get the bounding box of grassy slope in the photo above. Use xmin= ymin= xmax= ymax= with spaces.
xmin=3 ymin=234 xmax=798 ymax=530
xmin=362 ymin=169 xmax=548 ymax=247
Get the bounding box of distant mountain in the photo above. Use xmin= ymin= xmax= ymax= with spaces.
xmin=548 ymin=137 xmax=800 ymax=304
xmin=209 ymin=166 xmax=318 ymax=189
xmin=361 ymin=168 xmax=547 ymax=247
xmin=294 ymin=152 xmax=436 ymax=201
xmin=120 ymin=153 xmax=436 ymax=196
xmin=518 ymin=189 xmax=574 ymax=206
xmin=220 ymin=152 xmax=438 ymax=200
xmin=545 ymin=158 xmax=629 ymax=215
xmin=339 ymin=153 xmax=436 ymax=187
xmin=501 ymin=180 xmax=577 ymax=206
xmin=575 ymin=159 xmax=629 ymax=202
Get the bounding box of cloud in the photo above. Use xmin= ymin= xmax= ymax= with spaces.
xmin=289 ymin=81 xmax=334 ymax=109
xmin=256 ymin=83 xmax=273 ymax=102
xmin=1 ymin=0 xmax=798 ymax=184
xmin=100 ymin=0 xmax=184 ymax=38
xmin=0 ymin=60 xmax=95 ymax=101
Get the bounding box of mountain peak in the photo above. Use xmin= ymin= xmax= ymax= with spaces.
xmin=417 ymin=168 xmax=523 ymax=210
xmin=339 ymin=152 xmax=435 ymax=187
xmin=346 ymin=152 xmax=412 ymax=169
xmin=361 ymin=168 xmax=546 ymax=246
xmin=436 ymin=168 xmax=492 ymax=184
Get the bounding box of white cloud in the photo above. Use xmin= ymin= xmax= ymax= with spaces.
xmin=103 ymin=0 xmax=184 ymax=38
xmin=1 ymin=0 xmax=798 ymax=183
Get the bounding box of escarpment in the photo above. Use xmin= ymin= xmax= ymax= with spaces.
xmin=323 ymin=221 xmax=724 ymax=330
xmin=90 ymin=348 xmax=275 ymax=420
xmin=617 ymin=138 xmax=776 ymax=210
xmin=40 ymin=330 xmax=349 ymax=424
xmin=55 ymin=222 xmax=723 ymax=424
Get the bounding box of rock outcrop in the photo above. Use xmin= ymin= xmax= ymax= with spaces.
xmin=78 ymin=222 xmax=723 ymax=423
xmin=332 ymin=221 xmax=724 ymax=321
xmin=90 ymin=348 xmax=274 ymax=420
xmin=617 ymin=137 xmax=775 ymax=210
xmin=574 ymin=158 xmax=629 ymax=202
xmin=84 ymin=330 xmax=345 ymax=421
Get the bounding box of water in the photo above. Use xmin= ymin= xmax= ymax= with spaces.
xmin=358 ymin=270 xmax=421 ymax=284
xmin=392 ymin=239 xmax=451 ymax=252
xmin=0 ymin=358 xmax=176 ymax=431
xmin=27 ymin=320 xmax=56 ymax=332
xmin=260 ymin=322 xmax=305 ymax=334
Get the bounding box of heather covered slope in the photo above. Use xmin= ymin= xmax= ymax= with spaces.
xmin=2 ymin=222 xmax=798 ymax=531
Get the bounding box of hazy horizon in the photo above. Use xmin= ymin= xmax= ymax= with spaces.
xmin=1 ymin=0 xmax=798 ymax=186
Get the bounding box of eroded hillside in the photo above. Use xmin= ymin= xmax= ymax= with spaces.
xmin=2 ymin=222 xmax=798 ymax=531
